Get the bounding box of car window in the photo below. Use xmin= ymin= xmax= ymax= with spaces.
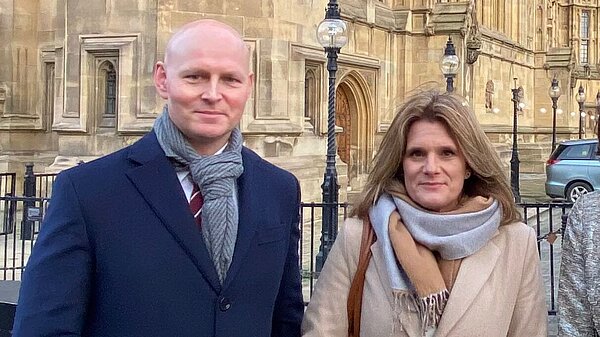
xmin=558 ymin=144 xmax=593 ymax=160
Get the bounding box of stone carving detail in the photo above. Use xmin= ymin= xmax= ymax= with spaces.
xmin=466 ymin=40 xmax=481 ymax=64
xmin=485 ymin=80 xmax=494 ymax=111
xmin=517 ymin=86 xmax=525 ymax=113
xmin=465 ymin=0 xmax=482 ymax=64
xmin=517 ymin=86 xmax=525 ymax=102
xmin=425 ymin=24 xmax=435 ymax=37
xmin=424 ymin=11 xmax=434 ymax=36
xmin=0 ymin=84 xmax=6 ymax=115
xmin=358 ymin=69 xmax=376 ymax=99
xmin=264 ymin=136 xmax=294 ymax=157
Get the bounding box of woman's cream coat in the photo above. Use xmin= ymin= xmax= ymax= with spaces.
xmin=302 ymin=218 xmax=548 ymax=337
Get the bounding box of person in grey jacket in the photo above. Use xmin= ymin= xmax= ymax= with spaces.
xmin=558 ymin=190 xmax=600 ymax=336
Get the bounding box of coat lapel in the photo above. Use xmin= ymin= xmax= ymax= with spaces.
xmin=125 ymin=133 xmax=222 ymax=293
xmin=434 ymin=232 xmax=501 ymax=336
xmin=370 ymin=241 xmax=427 ymax=337
xmin=222 ymin=149 xmax=259 ymax=290
xmin=370 ymin=241 xmax=396 ymax=307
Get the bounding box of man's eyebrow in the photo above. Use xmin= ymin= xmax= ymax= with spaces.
xmin=180 ymin=67 xmax=205 ymax=73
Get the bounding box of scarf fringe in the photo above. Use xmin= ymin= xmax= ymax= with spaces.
xmin=392 ymin=289 xmax=449 ymax=336
xmin=417 ymin=289 xmax=449 ymax=335
xmin=391 ymin=290 xmax=411 ymax=334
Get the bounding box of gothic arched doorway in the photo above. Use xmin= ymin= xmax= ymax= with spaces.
xmin=335 ymin=72 xmax=374 ymax=193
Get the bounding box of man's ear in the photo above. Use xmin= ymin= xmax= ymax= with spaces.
xmin=153 ymin=62 xmax=169 ymax=99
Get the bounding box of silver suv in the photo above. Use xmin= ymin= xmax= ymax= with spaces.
xmin=545 ymin=139 xmax=600 ymax=202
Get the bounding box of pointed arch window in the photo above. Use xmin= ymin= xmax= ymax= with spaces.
xmin=96 ymin=58 xmax=118 ymax=129
xmin=580 ymin=10 xmax=590 ymax=64
xmin=44 ymin=62 xmax=55 ymax=130
xmin=304 ymin=62 xmax=321 ymax=134
xmin=105 ymin=63 xmax=116 ymax=116
xmin=305 ymin=70 xmax=315 ymax=128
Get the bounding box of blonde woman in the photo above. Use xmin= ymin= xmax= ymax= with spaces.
xmin=302 ymin=90 xmax=547 ymax=337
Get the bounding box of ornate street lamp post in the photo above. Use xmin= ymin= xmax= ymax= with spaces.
xmin=576 ymin=84 xmax=586 ymax=139
xmin=315 ymin=0 xmax=348 ymax=272
xmin=440 ymin=37 xmax=459 ymax=93
xmin=549 ymin=77 xmax=562 ymax=152
xmin=510 ymin=78 xmax=521 ymax=203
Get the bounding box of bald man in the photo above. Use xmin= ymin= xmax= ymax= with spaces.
xmin=13 ymin=20 xmax=304 ymax=337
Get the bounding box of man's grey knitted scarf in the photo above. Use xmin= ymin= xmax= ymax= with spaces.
xmin=153 ymin=107 xmax=244 ymax=284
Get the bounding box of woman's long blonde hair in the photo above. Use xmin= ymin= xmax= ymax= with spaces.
xmin=352 ymin=89 xmax=521 ymax=226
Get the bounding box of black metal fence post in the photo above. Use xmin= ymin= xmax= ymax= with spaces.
xmin=20 ymin=164 xmax=35 ymax=240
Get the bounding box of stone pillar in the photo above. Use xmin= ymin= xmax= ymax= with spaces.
xmin=0 ymin=0 xmax=43 ymax=130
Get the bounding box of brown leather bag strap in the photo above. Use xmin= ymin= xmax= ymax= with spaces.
xmin=347 ymin=217 xmax=377 ymax=337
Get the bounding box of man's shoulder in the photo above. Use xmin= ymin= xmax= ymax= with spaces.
xmin=59 ymin=133 xmax=157 ymax=180
xmin=242 ymin=147 xmax=297 ymax=183
xmin=59 ymin=149 xmax=127 ymax=179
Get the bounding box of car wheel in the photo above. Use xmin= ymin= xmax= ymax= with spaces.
xmin=566 ymin=182 xmax=593 ymax=202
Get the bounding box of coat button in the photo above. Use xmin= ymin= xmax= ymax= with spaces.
xmin=219 ymin=297 xmax=231 ymax=311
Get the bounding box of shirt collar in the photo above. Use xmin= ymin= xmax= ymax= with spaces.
xmin=175 ymin=142 xmax=229 ymax=183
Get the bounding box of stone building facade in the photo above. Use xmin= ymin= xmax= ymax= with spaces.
xmin=0 ymin=0 xmax=598 ymax=201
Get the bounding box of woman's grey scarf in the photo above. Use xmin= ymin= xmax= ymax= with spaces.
xmin=368 ymin=193 xmax=501 ymax=332
xmin=153 ymin=107 xmax=244 ymax=284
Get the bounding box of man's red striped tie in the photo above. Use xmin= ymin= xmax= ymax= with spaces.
xmin=189 ymin=183 xmax=203 ymax=228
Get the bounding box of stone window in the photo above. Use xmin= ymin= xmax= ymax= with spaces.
xmin=104 ymin=62 xmax=117 ymax=116
xmin=44 ymin=62 xmax=55 ymax=130
xmin=94 ymin=57 xmax=118 ymax=130
xmin=580 ymin=10 xmax=590 ymax=64
xmin=304 ymin=70 xmax=315 ymax=132
xmin=68 ymin=34 xmax=141 ymax=133
xmin=304 ymin=63 xmax=321 ymax=134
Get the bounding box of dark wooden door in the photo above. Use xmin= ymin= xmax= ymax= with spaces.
xmin=336 ymin=88 xmax=351 ymax=165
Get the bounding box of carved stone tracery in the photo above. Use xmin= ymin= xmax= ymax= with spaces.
xmin=465 ymin=0 xmax=481 ymax=64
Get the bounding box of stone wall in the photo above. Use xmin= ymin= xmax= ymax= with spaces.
xmin=2 ymin=0 xmax=600 ymax=203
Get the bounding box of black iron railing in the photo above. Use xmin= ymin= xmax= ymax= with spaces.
xmin=298 ymin=201 xmax=572 ymax=316
xmin=0 ymin=165 xmax=574 ymax=316
xmin=0 ymin=195 xmax=48 ymax=281
xmin=0 ymin=173 xmax=15 ymax=198
xmin=0 ymin=173 xmax=16 ymax=236
xmin=33 ymin=173 xmax=57 ymax=199
xmin=519 ymin=201 xmax=572 ymax=316
xmin=299 ymin=202 xmax=349 ymax=304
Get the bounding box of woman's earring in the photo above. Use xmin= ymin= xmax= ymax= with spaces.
xmin=465 ymin=171 xmax=471 ymax=179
